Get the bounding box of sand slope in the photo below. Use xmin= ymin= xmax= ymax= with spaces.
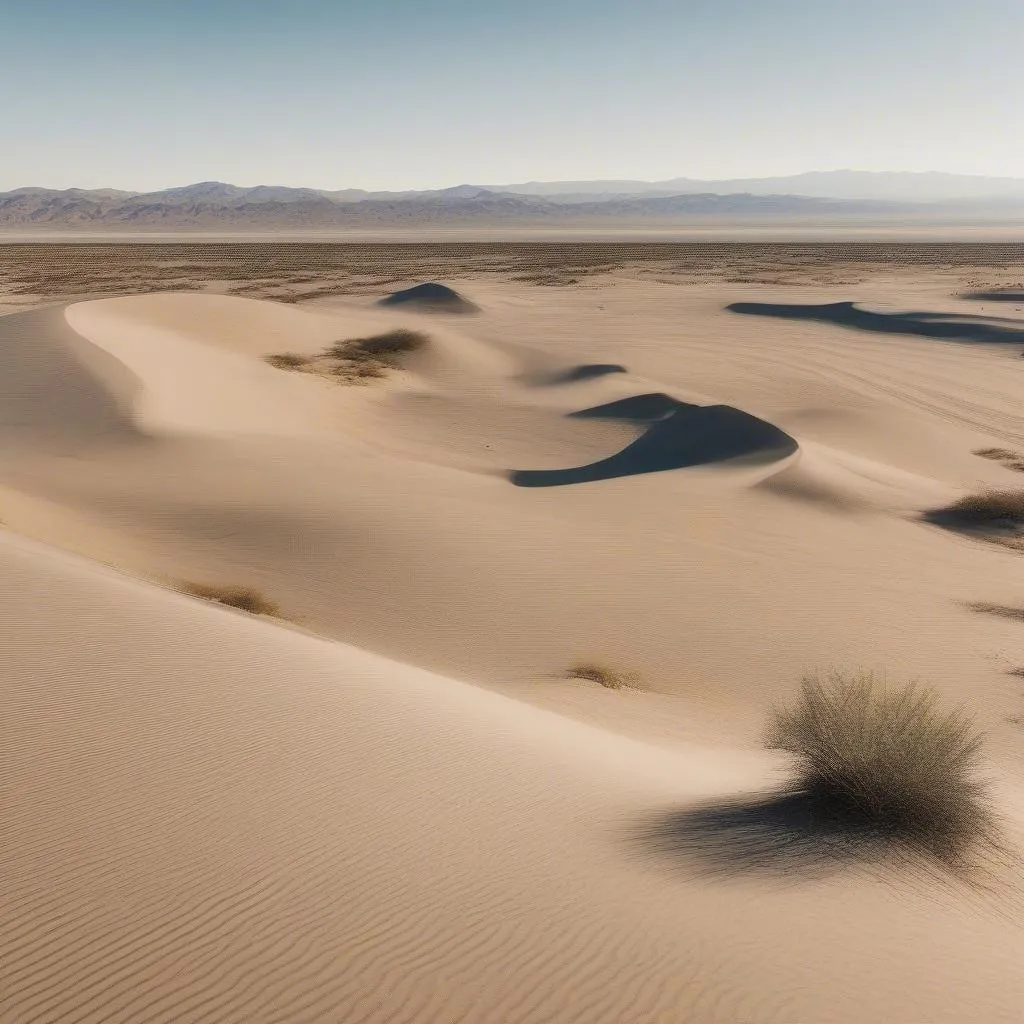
xmin=1 ymin=288 xmax=1023 ymax=742
xmin=4 ymin=276 xmax=1024 ymax=1020
xmin=4 ymin=531 xmax=1024 ymax=1023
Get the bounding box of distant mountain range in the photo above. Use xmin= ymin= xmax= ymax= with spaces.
xmin=486 ymin=170 xmax=1024 ymax=203
xmin=3 ymin=171 xmax=1024 ymax=231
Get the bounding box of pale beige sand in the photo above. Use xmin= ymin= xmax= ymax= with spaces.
xmin=4 ymin=531 xmax=1024 ymax=1024
xmin=3 ymin=273 xmax=1024 ymax=1021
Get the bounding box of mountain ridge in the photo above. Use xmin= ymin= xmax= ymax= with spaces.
xmin=3 ymin=173 xmax=1024 ymax=230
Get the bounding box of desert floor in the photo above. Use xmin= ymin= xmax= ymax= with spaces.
xmin=3 ymin=242 xmax=1024 ymax=1022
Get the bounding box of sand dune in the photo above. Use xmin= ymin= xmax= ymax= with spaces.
xmin=4 ymin=265 xmax=1024 ymax=1020
xmin=2 ymin=286 xmax=1024 ymax=721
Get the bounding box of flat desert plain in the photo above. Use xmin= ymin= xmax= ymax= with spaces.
xmin=3 ymin=242 xmax=1024 ymax=1023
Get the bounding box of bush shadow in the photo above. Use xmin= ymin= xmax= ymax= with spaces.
xmin=631 ymin=790 xmax=889 ymax=879
xmin=962 ymin=291 xmax=1024 ymax=304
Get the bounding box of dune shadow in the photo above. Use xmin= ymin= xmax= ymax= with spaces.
xmin=962 ymin=291 xmax=1024 ymax=304
xmin=568 ymin=391 xmax=695 ymax=423
xmin=632 ymin=791 xmax=905 ymax=879
xmin=510 ymin=404 xmax=797 ymax=487
xmin=378 ymin=282 xmax=478 ymax=314
xmin=728 ymin=300 xmax=1024 ymax=346
xmin=530 ymin=363 xmax=628 ymax=386
xmin=920 ymin=506 xmax=1024 ymax=548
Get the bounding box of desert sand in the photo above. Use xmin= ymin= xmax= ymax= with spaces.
xmin=3 ymin=244 xmax=1024 ymax=1022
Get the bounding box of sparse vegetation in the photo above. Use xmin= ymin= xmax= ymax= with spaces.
xmin=945 ymin=489 xmax=1024 ymax=523
xmin=180 ymin=582 xmax=281 ymax=617
xmin=927 ymin=489 xmax=1024 ymax=546
xmin=971 ymin=448 xmax=1024 ymax=473
xmin=765 ymin=670 xmax=997 ymax=865
xmin=967 ymin=602 xmax=1024 ymax=621
xmin=328 ymin=328 xmax=429 ymax=363
xmin=973 ymin=447 xmax=1019 ymax=461
xmin=566 ymin=662 xmax=639 ymax=690
xmin=261 ymin=329 xmax=430 ymax=385
xmin=319 ymin=328 xmax=430 ymax=382
xmin=336 ymin=360 xmax=388 ymax=380
xmin=264 ymin=352 xmax=309 ymax=370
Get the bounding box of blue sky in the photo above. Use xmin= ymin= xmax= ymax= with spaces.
xmin=2 ymin=0 xmax=1022 ymax=190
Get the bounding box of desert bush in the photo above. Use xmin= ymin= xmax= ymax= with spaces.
xmin=936 ymin=490 xmax=1024 ymax=525
xmin=765 ymin=670 xmax=996 ymax=864
xmin=566 ymin=662 xmax=638 ymax=690
xmin=967 ymin=602 xmax=1024 ymax=621
xmin=328 ymin=328 xmax=429 ymax=364
xmin=180 ymin=582 xmax=281 ymax=617
xmin=973 ymin=447 xmax=1019 ymax=461
xmin=264 ymin=352 xmax=309 ymax=370
xmin=349 ymin=360 xmax=389 ymax=378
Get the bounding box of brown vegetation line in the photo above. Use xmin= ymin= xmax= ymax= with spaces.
xmin=2 ymin=241 xmax=1024 ymax=306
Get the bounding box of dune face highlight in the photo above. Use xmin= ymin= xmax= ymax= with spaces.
xmin=4 ymin=243 xmax=1024 ymax=1023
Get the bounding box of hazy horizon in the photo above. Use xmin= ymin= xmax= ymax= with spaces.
xmin=3 ymin=0 xmax=1022 ymax=193
xmin=7 ymin=168 xmax=1024 ymax=197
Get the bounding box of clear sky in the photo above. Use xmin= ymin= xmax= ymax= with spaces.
xmin=2 ymin=0 xmax=1022 ymax=191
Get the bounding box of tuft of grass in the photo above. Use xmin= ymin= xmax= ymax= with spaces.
xmin=934 ymin=489 xmax=1024 ymax=526
xmin=973 ymin=447 xmax=1019 ymax=461
xmin=349 ymin=360 xmax=389 ymax=378
xmin=332 ymin=359 xmax=389 ymax=381
xmin=967 ymin=602 xmax=1024 ymax=621
xmin=264 ymin=352 xmax=309 ymax=370
xmin=328 ymin=328 xmax=429 ymax=364
xmin=566 ymin=662 xmax=638 ymax=690
xmin=765 ymin=670 xmax=997 ymax=865
xmin=1007 ymin=667 xmax=1024 ymax=677
xmin=180 ymin=582 xmax=281 ymax=617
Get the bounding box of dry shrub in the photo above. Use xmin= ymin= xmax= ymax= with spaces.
xmin=967 ymin=602 xmax=1024 ymax=621
xmin=766 ymin=670 xmax=997 ymax=864
xmin=566 ymin=662 xmax=639 ymax=690
xmin=264 ymin=352 xmax=309 ymax=370
xmin=345 ymin=361 xmax=388 ymax=379
xmin=934 ymin=490 xmax=1024 ymax=526
xmin=973 ymin=447 xmax=1019 ymax=461
xmin=328 ymin=328 xmax=429 ymax=364
xmin=180 ymin=582 xmax=281 ymax=617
